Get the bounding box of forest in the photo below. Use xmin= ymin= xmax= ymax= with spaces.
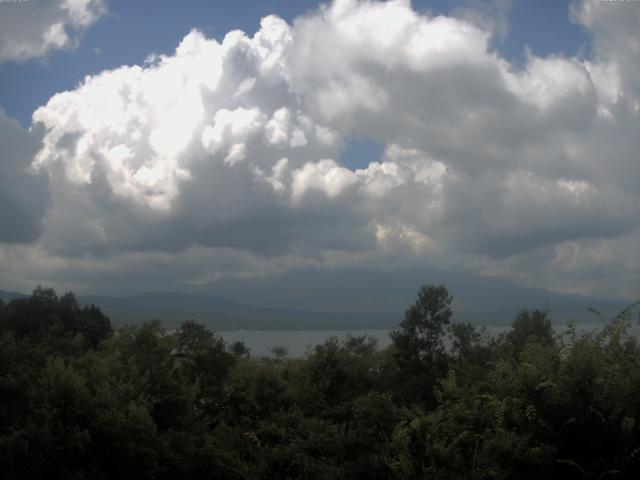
xmin=1 ymin=285 xmax=640 ymax=479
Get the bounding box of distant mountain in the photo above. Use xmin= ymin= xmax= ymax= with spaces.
xmin=1 ymin=269 xmax=633 ymax=330
xmin=77 ymin=292 xmax=332 ymax=330
xmin=201 ymin=267 xmax=632 ymax=327
xmin=76 ymin=291 xmax=396 ymax=330
xmin=0 ymin=290 xmax=26 ymax=302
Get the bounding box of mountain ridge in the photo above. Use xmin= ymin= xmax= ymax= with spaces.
xmin=1 ymin=269 xmax=633 ymax=330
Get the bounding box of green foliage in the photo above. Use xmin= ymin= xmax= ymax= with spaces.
xmin=506 ymin=309 xmax=554 ymax=355
xmin=1 ymin=285 xmax=639 ymax=478
xmin=0 ymin=286 xmax=112 ymax=351
xmin=390 ymin=284 xmax=453 ymax=407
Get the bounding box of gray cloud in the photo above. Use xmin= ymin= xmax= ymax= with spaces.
xmin=0 ymin=0 xmax=637 ymax=300
xmin=0 ymin=109 xmax=48 ymax=243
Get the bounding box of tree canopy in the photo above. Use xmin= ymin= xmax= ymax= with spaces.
xmin=1 ymin=285 xmax=639 ymax=479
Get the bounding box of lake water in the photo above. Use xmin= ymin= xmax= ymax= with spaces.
xmin=219 ymin=329 xmax=393 ymax=357
xmin=219 ymin=321 xmax=631 ymax=358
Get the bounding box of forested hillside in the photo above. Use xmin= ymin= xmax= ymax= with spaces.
xmin=1 ymin=285 xmax=640 ymax=479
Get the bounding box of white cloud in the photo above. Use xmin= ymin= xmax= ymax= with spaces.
xmin=2 ymin=0 xmax=637 ymax=299
xmin=0 ymin=0 xmax=106 ymax=62
xmin=202 ymin=107 xmax=266 ymax=163
xmin=292 ymin=159 xmax=358 ymax=202
xmin=504 ymin=54 xmax=592 ymax=110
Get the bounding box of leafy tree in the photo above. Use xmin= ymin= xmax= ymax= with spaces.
xmin=390 ymin=284 xmax=453 ymax=407
xmin=0 ymin=287 xmax=111 ymax=351
xmin=174 ymin=320 xmax=235 ymax=419
xmin=2 ymin=284 xmax=640 ymax=478
xmin=505 ymin=309 xmax=553 ymax=353
xmin=229 ymin=340 xmax=250 ymax=358
xmin=269 ymin=345 xmax=289 ymax=361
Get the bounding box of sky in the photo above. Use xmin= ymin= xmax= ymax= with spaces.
xmin=0 ymin=0 xmax=638 ymax=302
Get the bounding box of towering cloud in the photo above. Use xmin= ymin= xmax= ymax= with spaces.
xmin=1 ymin=0 xmax=638 ymax=298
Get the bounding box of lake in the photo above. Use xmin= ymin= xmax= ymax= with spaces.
xmin=219 ymin=321 xmax=630 ymax=357
xmin=219 ymin=329 xmax=393 ymax=357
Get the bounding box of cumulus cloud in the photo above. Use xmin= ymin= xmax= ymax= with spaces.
xmin=0 ymin=0 xmax=106 ymax=62
xmin=0 ymin=109 xmax=49 ymax=243
xmin=2 ymin=0 xmax=638 ymax=299
xmin=571 ymin=0 xmax=640 ymax=98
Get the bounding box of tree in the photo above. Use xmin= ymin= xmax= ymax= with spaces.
xmin=229 ymin=340 xmax=250 ymax=358
xmin=390 ymin=284 xmax=453 ymax=407
xmin=506 ymin=309 xmax=553 ymax=354
xmin=174 ymin=320 xmax=235 ymax=418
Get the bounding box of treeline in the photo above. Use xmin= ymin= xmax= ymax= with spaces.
xmin=1 ymin=285 xmax=640 ymax=479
